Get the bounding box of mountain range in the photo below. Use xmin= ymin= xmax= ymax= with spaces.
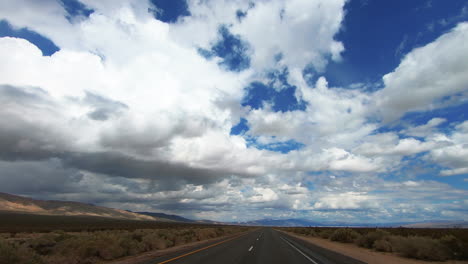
xmin=0 ymin=192 xmax=159 ymax=221
xmin=1 ymin=192 xmax=466 ymax=228
xmin=137 ymin=211 xmax=195 ymax=222
xmin=236 ymin=218 xmax=468 ymax=228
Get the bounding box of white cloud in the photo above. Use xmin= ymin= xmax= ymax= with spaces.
xmin=0 ymin=24 xmax=251 ymax=159
xmin=232 ymin=0 xmax=346 ymax=71
xmin=322 ymin=148 xmax=382 ymax=172
xmin=171 ymin=0 xmax=346 ymax=74
xmin=249 ymin=187 xmax=279 ymax=202
xmin=313 ymin=192 xmax=378 ymax=210
xmin=247 ymin=77 xmax=375 ymax=148
xmin=428 ymin=121 xmax=468 ymax=176
xmin=441 ymin=168 xmax=468 ymax=176
xmin=0 ymin=0 xmax=74 ymax=48
xmin=402 ymin=118 xmax=447 ymax=137
xmin=375 ymin=22 xmax=468 ymax=122
xmin=0 ymin=0 xmax=468 ymax=222
xmin=355 ymin=132 xmax=450 ymax=156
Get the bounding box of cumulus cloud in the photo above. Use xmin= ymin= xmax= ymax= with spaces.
xmin=231 ymin=0 xmax=346 ymax=71
xmin=429 ymin=121 xmax=468 ymax=176
xmin=174 ymin=0 xmax=346 ymax=72
xmin=0 ymin=159 xmax=83 ymax=195
xmin=402 ymin=118 xmax=447 ymax=138
xmin=246 ymin=77 xmax=375 ymax=148
xmin=375 ymin=22 xmax=468 ymax=122
xmin=312 ymin=192 xmax=378 ymax=210
xmin=0 ymin=84 xmax=74 ymax=161
xmin=355 ymin=132 xmax=451 ymax=157
xmin=0 ymin=0 xmax=467 ymax=222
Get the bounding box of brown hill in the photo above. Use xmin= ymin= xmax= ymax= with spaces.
xmin=403 ymin=221 xmax=468 ymax=228
xmin=0 ymin=192 xmax=161 ymax=221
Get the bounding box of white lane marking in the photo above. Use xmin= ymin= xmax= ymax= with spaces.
xmin=280 ymin=237 xmax=319 ymax=264
xmin=248 ymin=246 xmax=254 ymax=252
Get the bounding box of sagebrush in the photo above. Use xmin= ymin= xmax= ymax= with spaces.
xmin=281 ymin=227 xmax=468 ymax=261
xmin=0 ymin=226 xmax=249 ymax=264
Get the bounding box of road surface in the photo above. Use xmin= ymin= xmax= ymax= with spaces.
xmin=143 ymin=228 xmax=366 ymax=264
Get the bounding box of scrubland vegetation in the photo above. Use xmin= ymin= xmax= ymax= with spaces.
xmin=0 ymin=213 xmax=250 ymax=264
xmin=0 ymin=212 xmax=209 ymax=233
xmin=281 ymin=227 xmax=468 ymax=261
xmin=0 ymin=227 xmax=249 ymax=264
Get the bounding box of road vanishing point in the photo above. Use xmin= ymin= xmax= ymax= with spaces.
xmin=144 ymin=228 xmax=366 ymax=264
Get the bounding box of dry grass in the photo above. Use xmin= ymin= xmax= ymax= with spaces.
xmin=329 ymin=228 xmax=360 ymax=243
xmin=281 ymin=227 xmax=468 ymax=261
xmin=0 ymin=226 xmax=250 ymax=264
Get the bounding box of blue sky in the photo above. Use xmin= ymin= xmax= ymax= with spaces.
xmin=0 ymin=0 xmax=467 ymax=223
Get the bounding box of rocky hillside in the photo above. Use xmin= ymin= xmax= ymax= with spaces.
xmin=0 ymin=192 xmax=160 ymax=221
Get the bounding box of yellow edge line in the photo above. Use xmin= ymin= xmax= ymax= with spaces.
xmin=157 ymin=233 xmax=245 ymax=264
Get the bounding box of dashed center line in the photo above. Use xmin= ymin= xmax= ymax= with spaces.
xmin=248 ymin=246 xmax=254 ymax=252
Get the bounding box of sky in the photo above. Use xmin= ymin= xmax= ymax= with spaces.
xmin=0 ymin=0 xmax=467 ymax=223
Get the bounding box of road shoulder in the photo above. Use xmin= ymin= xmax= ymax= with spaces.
xmin=282 ymin=231 xmax=468 ymax=264
xmin=107 ymin=231 xmax=249 ymax=264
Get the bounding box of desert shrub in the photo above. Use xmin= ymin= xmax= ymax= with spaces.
xmin=318 ymin=229 xmax=334 ymax=239
xmin=0 ymin=226 xmax=250 ymax=263
xmin=164 ymin=237 xmax=174 ymax=248
xmin=373 ymin=239 xmax=392 ymax=252
xmin=173 ymin=235 xmax=187 ymax=246
xmin=52 ymin=235 xmax=99 ymax=262
xmin=51 ymin=230 xmax=74 ymax=242
xmin=296 ymin=228 xmax=317 ymax=236
xmin=330 ymin=228 xmax=360 ymax=243
xmin=96 ymin=242 xmax=125 ymax=260
xmin=295 ymin=228 xmax=309 ymax=235
xmin=131 ymin=231 xmax=144 ymax=242
xmin=42 ymin=254 xmax=78 ymax=264
xmin=52 ymin=231 xmax=130 ymax=261
xmin=390 ymin=236 xmax=451 ymax=261
xmin=119 ymin=233 xmax=145 ymax=256
xmin=156 ymin=229 xmax=175 ymax=242
xmin=195 ymin=228 xmax=217 ymax=241
xmin=27 ymin=234 xmax=58 ymax=255
xmin=173 ymin=230 xmax=198 ymax=246
xmin=0 ymin=240 xmax=20 ymax=264
xmin=440 ymin=235 xmax=468 ymax=260
xmin=306 ymin=229 xmax=318 ymax=236
xmin=215 ymin=227 xmax=225 ymax=236
xmin=356 ymin=229 xmax=390 ymax=248
xmin=92 ymin=232 xmax=131 ymax=260
xmin=0 ymin=240 xmax=44 ymax=264
xmin=142 ymin=233 xmax=168 ymax=250
xmin=177 ymin=229 xmax=198 ymax=245
xmin=57 ymin=231 xmax=140 ymax=261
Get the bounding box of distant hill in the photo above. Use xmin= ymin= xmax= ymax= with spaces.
xmin=0 ymin=192 xmax=162 ymax=221
xmin=136 ymin=212 xmax=225 ymax=224
xmin=237 ymin=218 xmax=468 ymax=228
xmin=241 ymin=218 xmax=324 ymax=227
xmin=194 ymin=219 xmax=227 ymax=225
xmin=137 ymin=212 xmax=195 ymax=222
xmin=403 ymin=221 xmax=468 ymax=228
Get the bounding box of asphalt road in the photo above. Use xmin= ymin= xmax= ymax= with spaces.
xmin=145 ymin=228 xmax=366 ymax=264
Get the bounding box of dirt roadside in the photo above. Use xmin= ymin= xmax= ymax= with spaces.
xmin=284 ymin=232 xmax=468 ymax=264
xmin=106 ymin=231 xmax=249 ymax=264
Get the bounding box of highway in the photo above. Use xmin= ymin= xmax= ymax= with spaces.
xmin=144 ymin=228 xmax=366 ymax=264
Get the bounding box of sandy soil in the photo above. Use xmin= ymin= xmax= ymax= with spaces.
xmin=284 ymin=232 xmax=468 ymax=264
xmin=107 ymin=232 xmax=247 ymax=264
